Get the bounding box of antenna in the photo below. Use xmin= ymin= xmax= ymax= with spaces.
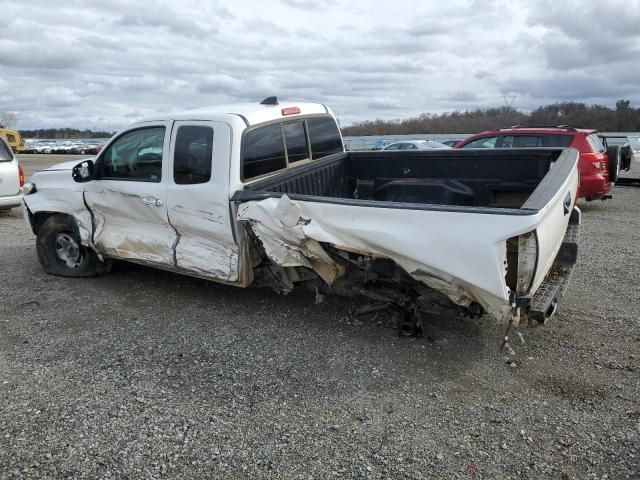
xmin=502 ymin=94 xmax=517 ymax=108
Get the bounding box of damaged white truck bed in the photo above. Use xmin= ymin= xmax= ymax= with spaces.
xmin=22 ymin=99 xmax=581 ymax=333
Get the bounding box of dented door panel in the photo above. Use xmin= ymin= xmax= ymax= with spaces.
xmin=83 ymin=121 xmax=177 ymax=266
xmin=166 ymin=121 xmax=240 ymax=281
xmin=87 ymin=182 xmax=177 ymax=264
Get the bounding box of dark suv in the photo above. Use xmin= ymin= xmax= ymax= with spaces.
xmin=454 ymin=126 xmax=622 ymax=200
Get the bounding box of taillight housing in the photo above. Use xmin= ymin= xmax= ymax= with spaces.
xmin=18 ymin=163 xmax=25 ymax=187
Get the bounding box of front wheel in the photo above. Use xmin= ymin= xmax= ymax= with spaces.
xmin=36 ymin=214 xmax=112 ymax=277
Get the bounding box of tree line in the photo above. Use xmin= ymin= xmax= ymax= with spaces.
xmin=341 ymin=100 xmax=640 ymax=136
xmin=3 ymin=100 xmax=640 ymax=138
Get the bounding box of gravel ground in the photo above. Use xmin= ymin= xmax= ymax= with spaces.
xmin=0 ymin=156 xmax=638 ymax=479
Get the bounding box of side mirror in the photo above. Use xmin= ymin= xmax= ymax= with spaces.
xmin=72 ymin=160 xmax=95 ymax=183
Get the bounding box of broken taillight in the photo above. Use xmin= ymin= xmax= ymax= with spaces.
xmin=18 ymin=163 xmax=24 ymax=187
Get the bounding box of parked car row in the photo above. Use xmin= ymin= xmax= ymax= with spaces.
xmin=371 ymin=139 xmax=458 ymax=150
xmin=23 ymin=140 xmax=106 ymax=155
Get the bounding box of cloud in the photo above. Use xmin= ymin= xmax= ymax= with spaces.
xmin=281 ymin=0 xmax=338 ymax=10
xmin=0 ymin=0 xmax=637 ymax=130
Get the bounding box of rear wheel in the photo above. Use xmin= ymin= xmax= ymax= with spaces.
xmin=36 ymin=214 xmax=111 ymax=277
xmin=607 ymin=145 xmax=621 ymax=182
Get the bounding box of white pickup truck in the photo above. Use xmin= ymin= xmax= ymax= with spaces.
xmin=22 ymin=98 xmax=581 ymax=333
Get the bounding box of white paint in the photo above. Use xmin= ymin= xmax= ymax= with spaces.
xmin=22 ymin=100 xmax=580 ymax=326
xmin=22 ymin=163 xmax=93 ymax=243
xmin=619 ymin=148 xmax=640 ymax=180
xmin=238 ymin=157 xmax=579 ymax=323
xmin=166 ymin=120 xmax=240 ymax=281
xmin=82 ymin=120 xmax=177 ymax=266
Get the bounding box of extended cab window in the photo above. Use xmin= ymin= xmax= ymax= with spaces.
xmin=242 ymin=124 xmax=287 ymax=179
xmin=241 ymin=116 xmax=342 ymax=181
xmin=461 ymin=136 xmax=497 ymax=149
xmin=307 ymin=117 xmax=342 ymax=159
xmin=174 ymin=126 xmax=213 ymax=185
xmin=100 ymin=127 xmax=165 ymax=182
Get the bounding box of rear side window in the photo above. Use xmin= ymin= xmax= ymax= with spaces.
xmin=307 ymin=117 xmax=343 ymax=159
xmin=0 ymin=138 xmax=12 ymax=161
xmin=544 ymin=135 xmax=573 ymax=147
xmin=174 ymin=126 xmax=213 ymax=185
xmin=587 ymin=133 xmax=606 ymax=153
xmin=501 ymin=135 xmax=543 ymax=148
xmin=242 ymin=123 xmax=286 ymax=179
xmin=283 ymin=121 xmax=309 ymax=163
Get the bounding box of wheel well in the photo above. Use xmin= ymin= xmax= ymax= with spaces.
xmin=31 ymin=212 xmax=73 ymax=235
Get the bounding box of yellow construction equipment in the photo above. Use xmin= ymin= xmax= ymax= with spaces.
xmin=0 ymin=127 xmax=25 ymax=153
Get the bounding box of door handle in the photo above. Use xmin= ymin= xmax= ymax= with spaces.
xmin=141 ymin=197 xmax=163 ymax=206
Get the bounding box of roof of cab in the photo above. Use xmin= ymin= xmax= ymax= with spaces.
xmin=137 ymin=101 xmax=331 ymax=126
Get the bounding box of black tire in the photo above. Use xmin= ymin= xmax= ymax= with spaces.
xmin=36 ymin=214 xmax=112 ymax=277
xmin=607 ymin=145 xmax=621 ymax=183
xmin=621 ymin=145 xmax=632 ymax=171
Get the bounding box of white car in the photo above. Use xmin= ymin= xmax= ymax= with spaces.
xmin=619 ymin=136 xmax=640 ymax=181
xmin=383 ymin=140 xmax=451 ymax=150
xmin=0 ymin=136 xmax=23 ymax=209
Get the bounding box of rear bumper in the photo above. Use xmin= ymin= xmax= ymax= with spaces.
xmin=579 ymin=172 xmax=612 ymax=199
xmin=520 ymin=206 xmax=580 ymax=323
xmin=0 ymin=193 xmax=22 ymax=209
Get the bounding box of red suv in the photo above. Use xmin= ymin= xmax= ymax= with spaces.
xmin=454 ymin=126 xmax=622 ymax=200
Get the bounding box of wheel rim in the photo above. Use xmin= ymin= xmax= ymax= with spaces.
xmin=54 ymin=233 xmax=82 ymax=269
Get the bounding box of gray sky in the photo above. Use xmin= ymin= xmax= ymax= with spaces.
xmin=1 ymin=0 xmax=639 ymax=130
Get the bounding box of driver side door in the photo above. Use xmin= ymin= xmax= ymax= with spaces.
xmin=83 ymin=122 xmax=178 ymax=266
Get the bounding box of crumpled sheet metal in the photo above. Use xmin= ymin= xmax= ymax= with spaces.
xmin=237 ymin=195 xmax=538 ymax=322
xmin=238 ymin=196 xmax=342 ymax=284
